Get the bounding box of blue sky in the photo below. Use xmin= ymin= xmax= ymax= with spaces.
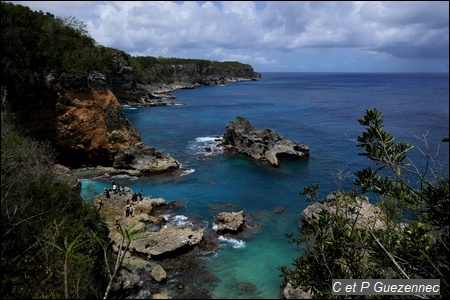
xmin=9 ymin=1 xmax=450 ymax=73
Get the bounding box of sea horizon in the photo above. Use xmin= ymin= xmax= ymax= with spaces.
xmin=256 ymin=71 xmax=449 ymax=74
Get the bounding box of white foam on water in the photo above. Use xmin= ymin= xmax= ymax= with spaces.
xmin=113 ymin=174 xmax=138 ymax=180
xmin=123 ymin=105 xmax=137 ymax=110
xmin=180 ymin=168 xmax=195 ymax=176
xmin=163 ymin=214 xmax=194 ymax=228
xmin=188 ymin=135 xmax=224 ymax=156
xmin=217 ymin=235 xmax=246 ymax=249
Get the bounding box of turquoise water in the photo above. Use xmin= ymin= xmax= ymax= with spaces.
xmin=81 ymin=72 xmax=449 ymax=299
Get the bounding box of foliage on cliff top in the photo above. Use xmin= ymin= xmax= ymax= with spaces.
xmin=1 ymin=2 xmax=257 ymax=96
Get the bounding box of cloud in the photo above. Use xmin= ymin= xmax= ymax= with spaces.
xmin=7 ymin=1 xmax=449 ymax=71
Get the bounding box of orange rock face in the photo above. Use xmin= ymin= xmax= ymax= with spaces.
xmin=52 ymin=88 xmax=179 ymax=174
xmin=53 ymin=89 xmax=138 ymax=165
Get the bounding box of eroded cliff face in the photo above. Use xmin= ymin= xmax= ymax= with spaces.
xmin=54 ymin=89 xmax=140 ymax=165
xmin=6 ymin=55 xmax=258 ymax=176
xmin=15 ymin=72 xmax=180 ymax=175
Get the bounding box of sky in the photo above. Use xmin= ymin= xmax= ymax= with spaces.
xmin=8 ymin=1 xmax=450 ymax=73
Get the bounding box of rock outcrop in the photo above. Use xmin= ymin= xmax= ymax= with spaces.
xmin=101 ymin=196 xmax=204 ymax=259
xmin=216 ymin=211 xmax=245 ymax=233
xmin=113 ymin=143 xmax=179 ymax=175
xmin=52 ymin=82 xmax=179 ymax=175
xmin=222 ymin=116 xmax=310 ymax=166
xmin=95 ymin=188 xmax=209 ymax=297
xmin=129 ymin=226 xmax=204 ymax=258
xmin=301 ymin=192 xmax=386 ymax=230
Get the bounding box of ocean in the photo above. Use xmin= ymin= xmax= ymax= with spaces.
xmin=81 ymin=72 xmax=449 ymax=299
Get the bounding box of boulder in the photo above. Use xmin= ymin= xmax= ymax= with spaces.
xmin=216 ymin=211 xmax=245 ymax=232
xmin=150 ymin=264 xmax=167 ymax=283
xmin=222 ymin=116 xmax=309 ymax=166
xmin=111 ymin=269 xmax=141 ymax=292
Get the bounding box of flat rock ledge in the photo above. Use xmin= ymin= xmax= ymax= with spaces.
xmin=98 ymin=193 xmax=204 ymax=260
xmin=113 ymin=143 xmax=181 ymax=176
xmin=222 ymin=115 xmax=310 ymax=166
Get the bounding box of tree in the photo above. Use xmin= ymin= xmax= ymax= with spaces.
xmin=92 ymin=223 xmax=144 ymax=299
xmin=43 ymin=234 xmax=86 ymax=299
xmin=280 ymin=108 xmax=449 ymax=298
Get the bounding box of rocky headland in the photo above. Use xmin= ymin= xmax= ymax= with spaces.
xmin=110 ymin=53 xmax=262 ymax=106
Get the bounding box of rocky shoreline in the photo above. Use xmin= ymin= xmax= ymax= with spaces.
xmin=121 ymin=78 xmax=258 ymax=107
xmin=93 ymin=184 xmax=256 ymax=299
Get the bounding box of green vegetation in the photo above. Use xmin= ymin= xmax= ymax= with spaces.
xmin=1 ymin=105 xmax=149 ymax=299
xmin=5 ymin=2 xmax=447 ymax=299
xmin=92 ymin=224 xmax=145 ymax=299
xmin=280 ymin=108 xmax=449 ymax=298
xmin=130 ymin=55 xmax=254 ymax=83
xmin=1 ymin=2 xmax=255 ymax=101
xmin=1 ymin=107 xmax=108 ymax=298
xmin=43 ymin=234 xmax=86 ymax=299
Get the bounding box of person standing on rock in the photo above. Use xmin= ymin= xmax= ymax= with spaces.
xmin=112 ymin=183 xmax=118 ymax=194
xmin=97 ymin=198 xmax=103 ymax=210
xmin=104 ymin=188 xmax=110 ymax=199
xmin=129 ymin=203 xmax=134 ymax=217
xmin=125 ymin=201 xmax=130 ymax=217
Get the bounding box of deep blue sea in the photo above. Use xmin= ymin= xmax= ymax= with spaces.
xmin=81 ymin=72 xmax=449 ymax=299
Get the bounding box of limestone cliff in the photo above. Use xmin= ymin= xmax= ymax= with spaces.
xmin=5 ymin=55 xmax=260 ymax=175
xmin=110 ymin=53 xmax=262 ymax=104
xmin=1 ymin=3 xmax=260 ymax=175
xmin=15 ymin=71 xmax=179 ymax=175
xmin=55 ymin=89 xmax=140 ymax=165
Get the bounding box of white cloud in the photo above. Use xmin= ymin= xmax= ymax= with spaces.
xmin=7 ymin=1 xmax=449 ymax=72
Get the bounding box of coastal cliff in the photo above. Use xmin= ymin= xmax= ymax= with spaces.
xmin=110 ymin=53 xmax=262 ymax=104
xmin=1 ymin=2 xmax=260 ymax=175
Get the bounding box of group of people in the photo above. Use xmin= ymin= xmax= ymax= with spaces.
xmin=97 ymin=178 xmax=145 ymax=217
xmin=125 ymin=200 xmax=134 ymax=217
xmin=125 ymin=190 xmax=144 ymax=217
xmin=131 ymin=190 xmax=143 ymax=202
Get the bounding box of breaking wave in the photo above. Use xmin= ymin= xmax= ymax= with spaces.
xmin=188 ymin=135 xmax=223 ymax=156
